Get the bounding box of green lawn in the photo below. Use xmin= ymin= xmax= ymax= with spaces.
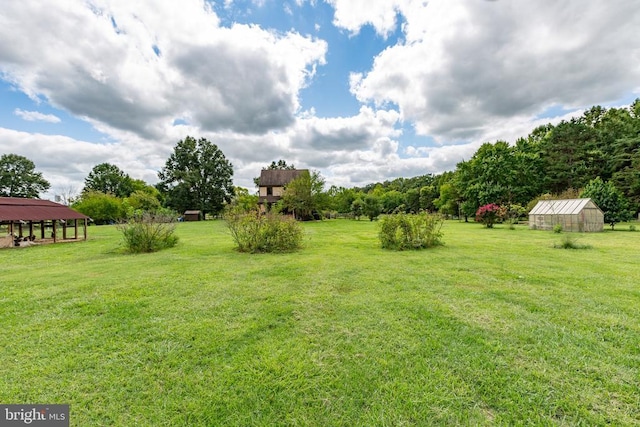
xmin=1 ymin=220 xmax=639 ymax=425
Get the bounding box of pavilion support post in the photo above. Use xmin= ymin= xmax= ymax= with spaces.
xmin=83 ymin=219 xmax=87 ymax=240
xmin=18 ymin=222 xmax=23 ymax=237
xmin=74 ymin=220 xmax=78 ymax=240
xmin=62 ymin=221 xmax=67 ymax=240
xmin=40 ymin=221 xmax=45 ymax=239
xmin=52 ymin=221 xmax=57 ymax=243
xmin=29 ymin=222 xmax=34 ymax=239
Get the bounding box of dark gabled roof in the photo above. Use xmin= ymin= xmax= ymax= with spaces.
xmin=258 ymin=169 xmax=308 ymax=187
xmin=0 ymin=197 xmax=89 ymax=222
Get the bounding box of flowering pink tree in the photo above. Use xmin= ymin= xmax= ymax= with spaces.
xmin=475 ymin=203 xmax=502 ymax=228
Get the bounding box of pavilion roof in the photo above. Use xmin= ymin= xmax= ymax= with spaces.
xmin=0 ymin=197 xmax=89 ymax=222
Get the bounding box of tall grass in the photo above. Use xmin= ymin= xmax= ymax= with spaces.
xmin=378 ymin=212 xmax=444 ymax=250
xmin=225 ymin=210 xmax=302 ymax=253
xmin=117 ymin=212 xmax=178 ymax=253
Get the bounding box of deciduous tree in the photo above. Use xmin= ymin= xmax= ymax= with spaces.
xmin=350 ymin=197 xmax=364 ymax=220
xmin=83 ymin=163 xmax=134 ymax=198
xmin=281 ymin=170 xmax=326 ymax=220
xmin=404 ymin=188 xmax=421 ymax=213
xmin=158 ymin=136 xmax=234 ymax=216
xmin=0 ymin=153 xmax=50 ymax=198
xmin=229 ymin=186 xmax=259 ymax=213
xmin=363 ymin=194 xmax=382 ymax=221
xmin=72 ymin=191 xmax=125 ymax=224
xmin=580 ymin=177 xmax=631 ymax=229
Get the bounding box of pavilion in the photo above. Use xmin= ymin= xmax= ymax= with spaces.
xmin=0 ymin=197 xmax=89 ymax=244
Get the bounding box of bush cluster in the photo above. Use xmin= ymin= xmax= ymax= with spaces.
xmin=225 ymin=210 xmax=303 ymax=253
xmin=117 ymin=212 xmax=179 ymax=253
xmin=379 ymin=212 xmax=444 ymax=250
xmin=475 ymin=203 xmax=504 ymax=228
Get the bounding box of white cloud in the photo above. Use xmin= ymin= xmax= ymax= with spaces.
xmin=294 ymin=106 xmax=401 ymax=151
xmin=0 ymin=0 xmax=327 ymax=138
xmin=14 ymin=109 xmax=61 ymax=123
xmin=0 ymin=127 xmax=164 ymax=192
xmin=341 ymin=0 xmax=640 ymax=142
xmin=326 ymin=0 xmax=405 ymax=37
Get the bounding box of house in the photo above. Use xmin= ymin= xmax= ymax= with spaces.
xmin=529 ymin=198 xmax=604 ymax=232
xmin=0 ymin=197 xmax=89 ymax=245
xmin=258 ymin=169 xmax=307 ymax=211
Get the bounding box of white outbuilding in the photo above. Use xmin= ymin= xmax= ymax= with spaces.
xmin=529 ymin=198 xmax=604 ymax=232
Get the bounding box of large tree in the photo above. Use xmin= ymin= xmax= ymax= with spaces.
xmin=580 ymin=177 xmax=631 ymax=230
xmin=539 ymin=119 xmax=598 ymax=194
xmin=281 ymin=170 xmax=326 ymax=220
xmin=157 ymin=136 xmax=234 ymax=216
xmin=83 ymin=163 xmax=134 ymax=198
xmin=612 ymin=151 xmax=640 ymax=216
xmin=362 ymin=194 xmax=382 ymax=221
xmin=0 ymin=153 xmax=50 ymax=198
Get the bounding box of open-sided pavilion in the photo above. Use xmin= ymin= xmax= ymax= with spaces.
xmin=0 ymin=197 xmax=89 ymax=244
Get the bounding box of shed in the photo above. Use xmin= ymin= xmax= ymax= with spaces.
xmin=0 ymin=197 xmax=89 ymax=245
xmin=183 ymin=210 xmax=202 ymax=221
xmin=529 ymin=198 xmax=604 ymax=232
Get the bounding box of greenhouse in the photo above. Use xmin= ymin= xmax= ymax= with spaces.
xmin=529 ymin=198 xmax=604 ymax=232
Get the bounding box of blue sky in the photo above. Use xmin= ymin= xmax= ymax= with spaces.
xmin=1 ymin=0 xmax=639 ymax=198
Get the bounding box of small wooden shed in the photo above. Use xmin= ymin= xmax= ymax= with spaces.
xmin=183 ymin=210 xmax=202 ymax=221
xmin=529 ymin=198 xmax=604 ymax=232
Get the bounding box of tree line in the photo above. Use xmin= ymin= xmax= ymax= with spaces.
xmin=324 ymin=99 xmax=640 ymax=223
xmin=1 ymin=99 xmax=638 ymax=224
xmin=0 ymin=136 xmax=234 ymax=224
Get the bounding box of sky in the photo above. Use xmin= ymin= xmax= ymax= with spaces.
xmin=1 ymin=0 xmax=639 ymax=199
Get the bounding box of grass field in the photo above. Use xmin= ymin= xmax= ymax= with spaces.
xmin=1 ymin=219 xmax=639 ymax=426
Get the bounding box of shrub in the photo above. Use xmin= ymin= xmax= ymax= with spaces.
xmin=117 ymin=212 xmax=179 ymax=253
xmin=506 ymin=203 xmax=526 ymax=224
xmin=553 ymin=223 xmax=563 ymax=233
xmin=225 ymin=210 xmax=303 ymax=253
xmin=475 ymin=203 xmax=502 ymax=228
xmin=629 ymin=224 xmax=636 ymax=232
xmin=553 ymin=234 xmax=591 ymax=250
xmin=379 ymin=212 xmax=444 ymax=250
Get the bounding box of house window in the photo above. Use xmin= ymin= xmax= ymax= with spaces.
xmin=267 ymin=187 xmax=273 ymax=196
